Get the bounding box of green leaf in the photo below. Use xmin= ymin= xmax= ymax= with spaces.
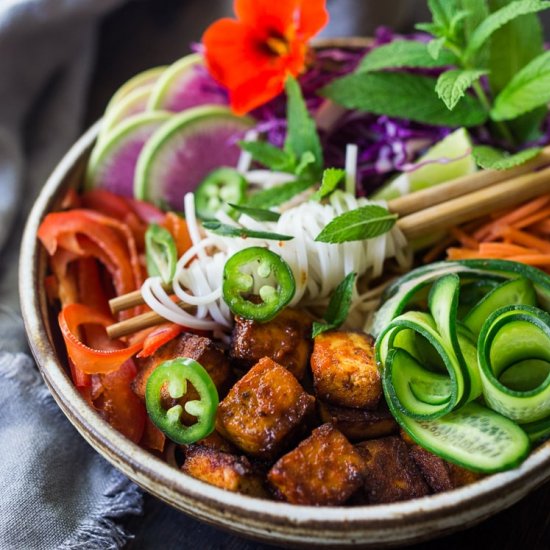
xmin=357 ymin=40 xmax=457 ymax=72
xmin=315 ymin=205 xmax=398 ymax=243
xmin=473 ymin=145 xmax=542 ymax=170
xmin=492 ymin=51 xmax=550 ymax=121
xmin=488 ymin=0 xmax=546 ymax=143
xmin=227 ymin=204 xmax=281 ymax=222
xmin=466 ymin=0 xmax=550 ymax=58
xmin=246 ymin=178 xmax=315 ymax=209
xmin=284 ymin=77 xmax=323 ymax=179
xmin=145 ymin=224 xmax=177 ymax=284
xmin=427 ymin=37 xmax=447 ymax=60
xmin=295 ymin=151 xmax=316 ymax=180
xmin=238 ymin=141 xmax=295 ymax=172
xmin=428 ymin=0 xmax=458 ymax=29
xmin=312 ymin=168 xmax=346 ymax=200
xmin=320 ymin=72 xmax=488 ymax=128
xmin=416 ymin=22 xmax=442 ymax=36
xmin=202 ymin=221 xmax=293 ymax=241
xmin=436 ymin=69 xmax=487 ymax=110
xmin=312 ymin=272 xmax=357 ymax=338
xmin=461 ymin=0 xmax=489 ymax=40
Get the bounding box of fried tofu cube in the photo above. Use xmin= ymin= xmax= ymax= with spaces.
xmin=446 ymin=462 xmax=483 ymax=488
xmin=216 ymin=357 xmax=315 ymax=459
xmin=356 ymin=436 xmax=429 ymax=503
xmin=408 ymin=445 xmax=453 ymax=493
xmin=230 ymin=309 xmax=312 ymax=380
xmin=318 ymin=400 xmax=398 ymax=441
xmin=133 ymin=332 xmax=232 ymax=401
xmin=311 ymin=331 xmax=381 ymax=409
xmin=267 ymin=424 xmax=366 ymax=505
xmin=182 ymin=446 xmax=267 ymax=497
xmin=193 ymin=431 xmax=238 ymax=454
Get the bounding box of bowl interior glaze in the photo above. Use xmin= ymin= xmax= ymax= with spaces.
xmin=19 ymin=123 xmax=550 ymax=549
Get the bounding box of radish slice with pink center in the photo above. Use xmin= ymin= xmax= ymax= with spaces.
xmin=86 ymin=111 xmax=171 ymax=197
xmin=147 ymin=53 xmax=228 ymax=112
xmin=134 ymin=106 xmax=254 ymax=210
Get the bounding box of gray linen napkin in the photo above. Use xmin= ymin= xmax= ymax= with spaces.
xmin=0 ymin=1 xmax=146 ymax=548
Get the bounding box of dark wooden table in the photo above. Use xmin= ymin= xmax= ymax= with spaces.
xmin=87 ymin=2 xmax=550 ymax=548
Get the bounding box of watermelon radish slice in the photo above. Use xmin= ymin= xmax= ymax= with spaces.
xmin=147 ymin=53 xmax=228 ymax=112
xmin=86 ymin=111 xmax=171 ymax=196
xmin=105 ymin=66 xmax=167 ymax=115
xmin=99 ymin=85 xmax=155 ymax=142
xmin=135 ymin=106 xmax=254 ymax=210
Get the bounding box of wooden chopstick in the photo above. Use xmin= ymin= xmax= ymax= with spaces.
xmin=396 ymin=165 xmax=550 ymax=240
xmin=106 ymin=159 xmax=550 ymax=338
xmin=388 ymin=145 xmax=550 ymax=217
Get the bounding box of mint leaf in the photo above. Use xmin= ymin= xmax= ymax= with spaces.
xmin=466 ymin=0 xmax=550 ymax=58
xmin=202 ymin=221 xmax=293 ymax=241
xmin=436 ymin=69 xmax=487 ymax=110
xmin=312 ymin=168 xmax=346 ymax=200
xmin=315 ymin=205 xmax=397 ymax=243
xmin=320 ymin=72 xmax=488 ymax=128
xmin=227 ymin=204 xmax=281 ymax=222
xmin=427 ymin=37 xmax=446 ymax=60
xmin=284 ymin=77 xmax=323 ymax=180
xmin=238 ymin=141 xmax=295 ymax=172
xmin=473 ymin=145 xmax=542 ymax=170
xmin=461 ymin=0 xmax=489 ymax=40
xmin=488 ymin=0 xmax=546 ymax=143
xmin=246 ymin=178 xmax=315 ymax=209
xmin=428 ymin=0 xmax=459 ymax=29
xmin=492 ymin=50 xmax=550 ymax=121
xmin=295 ymin=151 xmax=316 ymax=179
xmin=416 ymin=22 xmax=442 ymax=36
xmin=357 ymin=40 xmax=456 ymax=72
xmin=312 ymin=272 xmax=357 ymax=338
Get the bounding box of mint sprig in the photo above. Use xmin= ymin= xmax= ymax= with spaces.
xmin=227 ymin=203 xmax=281 ymax=222
xmin=315 ymin=205 xmax=398 ymax=244
xmin=312 ymin=272 xmax=357 ymax=338
xmin=246 ymin=178 xmax=315 ymax=209
xmin=312 ymin=168 xmax=346 ymax=201
xmin=472 ymin=145 xmax=542 ymax=170
xmin=436 ymin=69 xmax=488 ymax=110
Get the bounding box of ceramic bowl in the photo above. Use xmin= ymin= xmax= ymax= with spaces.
xmin=20 ymin=106 xmax=550 ymax=550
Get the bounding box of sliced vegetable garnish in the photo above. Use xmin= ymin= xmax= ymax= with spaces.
xmin=194 ymin=167 xmax=247 ymax=220
xmin=375 ymin=259 xmax=550 ymax=469
xmin=59 ymin=304 xmax=143 ymax=374
xmin=478 ymin=305 xmax=550 ymax=424
xmin=388 ymin=400 xmax=530 ymax=473
xmin=203 ymin=221 xmax=293 ymax=241
xmin=145 ymin=223 xmax=178 ymax=284
xmin=145 ymin=358 xmax=218 ymax=444
xmin=222 ymin=247 xmax=295 ymax=322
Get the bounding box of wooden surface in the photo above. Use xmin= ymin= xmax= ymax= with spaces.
xmin=87 ymin=1 xmax=550 ymax=548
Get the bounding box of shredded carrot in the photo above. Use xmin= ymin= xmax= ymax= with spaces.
xmin=503 ymin=227 xmax=550 ymax=253
xmin=478 ymin=242 xmax=538 ymax=257
xmin=446 ymin=192 xmax=550 ymax=273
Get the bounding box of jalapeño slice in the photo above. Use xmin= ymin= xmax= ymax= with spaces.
xmin=222 ymin=247 xmax=296 ymax=322
xmin=145 ymin=358 xmax=218 ymax=444
xmin=195 ymin=167 xmax=247 ymax=220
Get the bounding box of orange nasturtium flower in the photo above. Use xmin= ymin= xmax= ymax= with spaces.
xmin=202 ymin=0 xmax=329 ymax=115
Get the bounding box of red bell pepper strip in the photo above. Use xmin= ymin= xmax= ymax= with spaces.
xmin=59 ymin=303 xmax=143 ymax=374
xmin=38 ymin=209 xmax=142 ymax=298
xmin=98 ymin=359 xmax=146 ymax=444
xmin=164 ymin=212 xmax=192 ymax=258
xmin=141 ymin=417 xmax=166 ymax=453
xmin=137 ymin=323 xmax=183 ymax=359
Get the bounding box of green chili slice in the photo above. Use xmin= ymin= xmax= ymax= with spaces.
xmin=222 ymin=247 xmax=295 ymax=322
xmin=145 ymin=223 xmax=177 ymax=284
xmin=195 ymin=167 xmax=247 ymax=220
xmin=145 ymin=358 xmax=219 ymax=445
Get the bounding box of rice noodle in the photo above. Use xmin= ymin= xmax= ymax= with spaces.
xmin=141 ymin=184 xmax=411 ymax=332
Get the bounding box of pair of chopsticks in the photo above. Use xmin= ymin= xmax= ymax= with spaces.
xmin=106 ymin=147 xmax=550 ymax=340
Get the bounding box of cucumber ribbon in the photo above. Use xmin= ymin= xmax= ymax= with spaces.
xmin=374 ymin=260 xmax=550 ymax=473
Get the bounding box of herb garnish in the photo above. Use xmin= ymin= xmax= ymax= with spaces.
xmin=227 ymin=203 xmax=281 ymax=222
xmin=472 ymin=145 xmax=542 ymax=170
xmin=321 ymin=0 xmax=550 ymax=163
xmin=315 ymin=205 xmax=398 ymax=243
xmin=202 ymin=221 xmax=293 ymax=241
xmin=312 ymin=272 xmax=357 ymax=338
xmin=312 ymin=168 xmax=346 ymax=201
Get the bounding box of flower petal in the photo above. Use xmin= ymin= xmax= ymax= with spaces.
xmin=235 ymin=0 xmax=299 ymax=35
xmin=296 ymin=0 xmax=329 ymax=39
xmin=229 ymin=69 xmax=287 ymax=115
